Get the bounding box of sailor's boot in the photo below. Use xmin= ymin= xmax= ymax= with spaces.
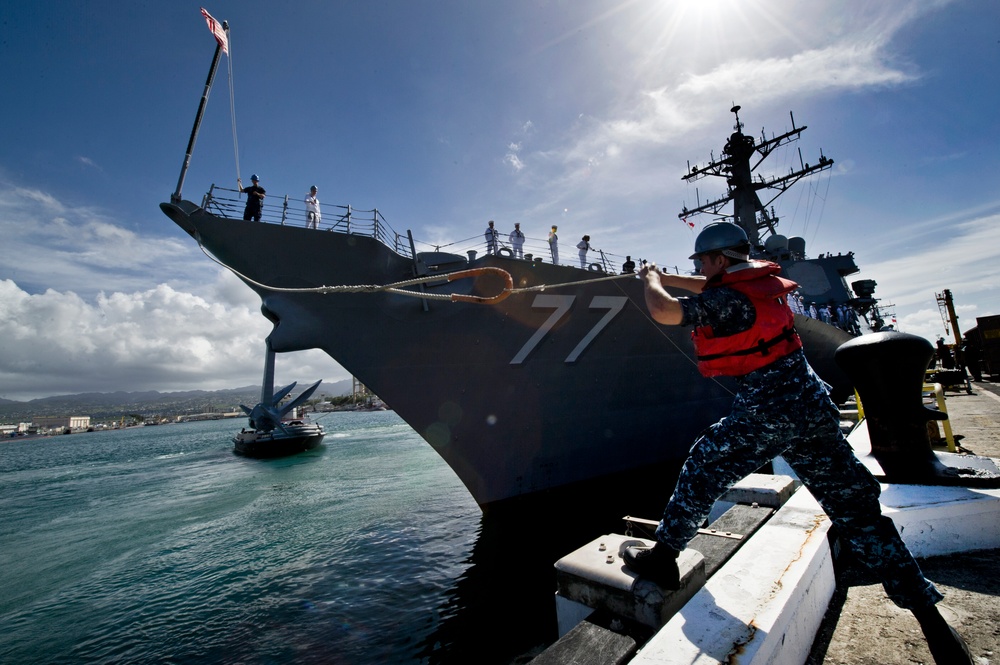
xmin=912 ymin=605 xmax=974 ymax=664
xmin=622 ymin=542 xmax=681 ymax=589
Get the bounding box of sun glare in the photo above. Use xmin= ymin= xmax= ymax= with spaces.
xmin=639 ymin=0 xmax=785 ymax=63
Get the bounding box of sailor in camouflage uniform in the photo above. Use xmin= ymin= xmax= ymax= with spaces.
xmin=624 ymin=222 xmax=972 ymax=663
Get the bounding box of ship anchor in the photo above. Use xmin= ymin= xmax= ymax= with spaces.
xmin=239 ymin=339 xmax=322 ymax=435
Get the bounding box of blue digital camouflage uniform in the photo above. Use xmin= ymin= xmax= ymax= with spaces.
xmin=653 ymin=286 xmax=943 ymax=610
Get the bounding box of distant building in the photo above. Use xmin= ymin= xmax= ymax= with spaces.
xmin=34 ymin=415 xmax=91 ymax=431
xmin=0 ymin=422 xmax=38 ymax=436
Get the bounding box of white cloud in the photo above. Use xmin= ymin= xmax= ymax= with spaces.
xmin=0 ymin=182 xmax=348 ymax=401
xmin=504 ymin=141 xmax=525 ymax=172
xmin=76 ymin=156 xmax=103 ymax=173
xmin=856 ymin=211 xmax=1000 ymax=341
xmin=0 ymin=277 xmax=343 ymax=402
xmin=0 ymin=279 xmax=261 ymax=399
xmin=564 ymin=34 xmax=916 ymax=173
xmin=676 ymin=42 xmax=914 ymax=103
xmin=0 ymin=180 xmax=215 ymax=298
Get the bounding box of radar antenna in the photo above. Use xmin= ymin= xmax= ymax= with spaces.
xmin=679 ymin=106 xmax=834 ymax=250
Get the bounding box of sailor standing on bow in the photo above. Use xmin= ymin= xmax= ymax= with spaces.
xmin=576 ymin=235 xmax=591 ymax=268
xmin=508 ymin=223 xmax=525 ymax=259
xmin=305 ymin=185 xmax=321 ymax=229
xmin=237 ymin=174 xmax=266 ymax=222
xmin=484 ymin=220 xmax=499 ymax=255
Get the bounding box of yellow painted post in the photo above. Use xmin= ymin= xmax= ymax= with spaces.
xmin=922 ymin=382 xmax=956 ymax=452
xmin=854 ymin=389 xmax=864 ymax=420
xmin=933 ymin=383 xmax=957 ymax=452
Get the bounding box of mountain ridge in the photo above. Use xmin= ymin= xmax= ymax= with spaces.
xmin=0 ymin=380 xmax=355 ymax=422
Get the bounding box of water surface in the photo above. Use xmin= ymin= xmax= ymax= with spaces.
xmin=1 ymin=413 xmax=573 ymax=664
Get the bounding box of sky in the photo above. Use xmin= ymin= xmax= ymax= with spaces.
xmin=1 ymin=0 xmax=999 ymax=401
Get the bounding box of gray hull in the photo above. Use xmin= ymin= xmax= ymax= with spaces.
xmin=161 ymin=200 xmax=852 ymax=509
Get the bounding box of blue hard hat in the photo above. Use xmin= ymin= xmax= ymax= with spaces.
xmin=251 ymin=174 xmax=259 ymax=181
xmin=689 ymin=222 xmax=749 ymax=259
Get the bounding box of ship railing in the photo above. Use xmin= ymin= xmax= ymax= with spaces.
xmin=202 ymin=185 xmax=414 ymax=258
xmin=200 ymin=185 xmax=683 ymax=275
xmin=409 ymin=233 xmax=676 ymax=276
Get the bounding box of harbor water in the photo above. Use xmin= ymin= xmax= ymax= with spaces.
xmin=0 ymin=413 xmax=588 ymax=664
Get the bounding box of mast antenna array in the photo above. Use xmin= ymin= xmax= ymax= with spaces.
xmin=678 ymin=106 xmax=833 ymax=249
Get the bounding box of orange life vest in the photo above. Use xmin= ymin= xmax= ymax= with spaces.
xmin=692 ymin=261 xmax=802 ymax=377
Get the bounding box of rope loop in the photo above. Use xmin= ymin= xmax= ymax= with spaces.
xmin=447 ymin=267 xmax=514 ymax=304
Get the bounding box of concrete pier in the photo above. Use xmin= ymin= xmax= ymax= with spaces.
xmin=809 ymin=381 xmax=1000 ymax=663
xmin=542 ymin=381 xmax=1000 ymax=664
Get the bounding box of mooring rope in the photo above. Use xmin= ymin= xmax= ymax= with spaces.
xmin=507 ymin=271 xmax=636 ymax=294
xmin=195 ymin=232 xmax=636 ymax=304
xmin=195 ymin=234 xmax=513 ymax=304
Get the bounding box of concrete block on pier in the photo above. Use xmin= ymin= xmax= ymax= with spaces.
xmin=849 ymin=418 xmax=1000 ymax=557
xmin=705 ymin=472 xmax=799 ymax=523
xmin=721 ymin=472 xmax=798 ymax=508
xmin=554 ymin=534 xmax=705 ymax=634
xmin=878 ymin=482 xmax=1000 ymax=557
xmin=630 ymin=488 xmax=835 ymax=665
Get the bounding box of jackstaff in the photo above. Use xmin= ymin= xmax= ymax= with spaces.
xmin=172 ymin=9 xmax=229 ymax=202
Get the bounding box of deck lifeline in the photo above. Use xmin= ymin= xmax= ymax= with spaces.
xmin=549 ymin=381 xmax=1000 ymax=664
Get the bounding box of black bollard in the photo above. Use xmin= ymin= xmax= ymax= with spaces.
xmin=835 ymin=331 xmax=1000 ymax=486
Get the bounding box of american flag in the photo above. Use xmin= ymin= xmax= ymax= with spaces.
xmin=200 ymin=8 xmax=228 ymax=55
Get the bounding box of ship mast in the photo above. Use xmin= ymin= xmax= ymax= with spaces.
xmin=679 ymin=105 xmax=834 ymax=251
